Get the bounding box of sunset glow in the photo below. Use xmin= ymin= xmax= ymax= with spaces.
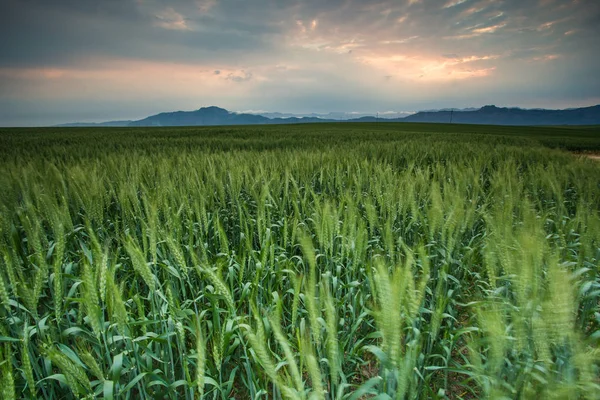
xmin=1 ymin=0 xmax=598 ymax=125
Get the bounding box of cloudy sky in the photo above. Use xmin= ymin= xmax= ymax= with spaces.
xmin=1 ymin=0 xmax=599 ymax=125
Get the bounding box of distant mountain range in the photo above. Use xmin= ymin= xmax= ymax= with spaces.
xmin=403 ymin=105 xmax=600 ymax=125
xmin=56 ymin=104 xmax=600 ymax=127
xmin=251 ymin=111 xmax=414 ymax=120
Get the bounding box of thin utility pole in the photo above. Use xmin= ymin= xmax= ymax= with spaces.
xmin=449 ymin=109 xmax=454 ymax=123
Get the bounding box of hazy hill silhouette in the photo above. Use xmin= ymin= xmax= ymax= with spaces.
xmin=56 ymin=105 xmax=600 ymax=127
xmin=403 ymin=105 xmax=600 ymax=125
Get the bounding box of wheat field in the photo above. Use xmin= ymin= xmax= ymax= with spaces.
xmin=0 ymin=123 xmax=599 ymax=399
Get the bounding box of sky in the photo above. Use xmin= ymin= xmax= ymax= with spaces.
xmin=1 ymin=0 xmax=599 ymax=126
